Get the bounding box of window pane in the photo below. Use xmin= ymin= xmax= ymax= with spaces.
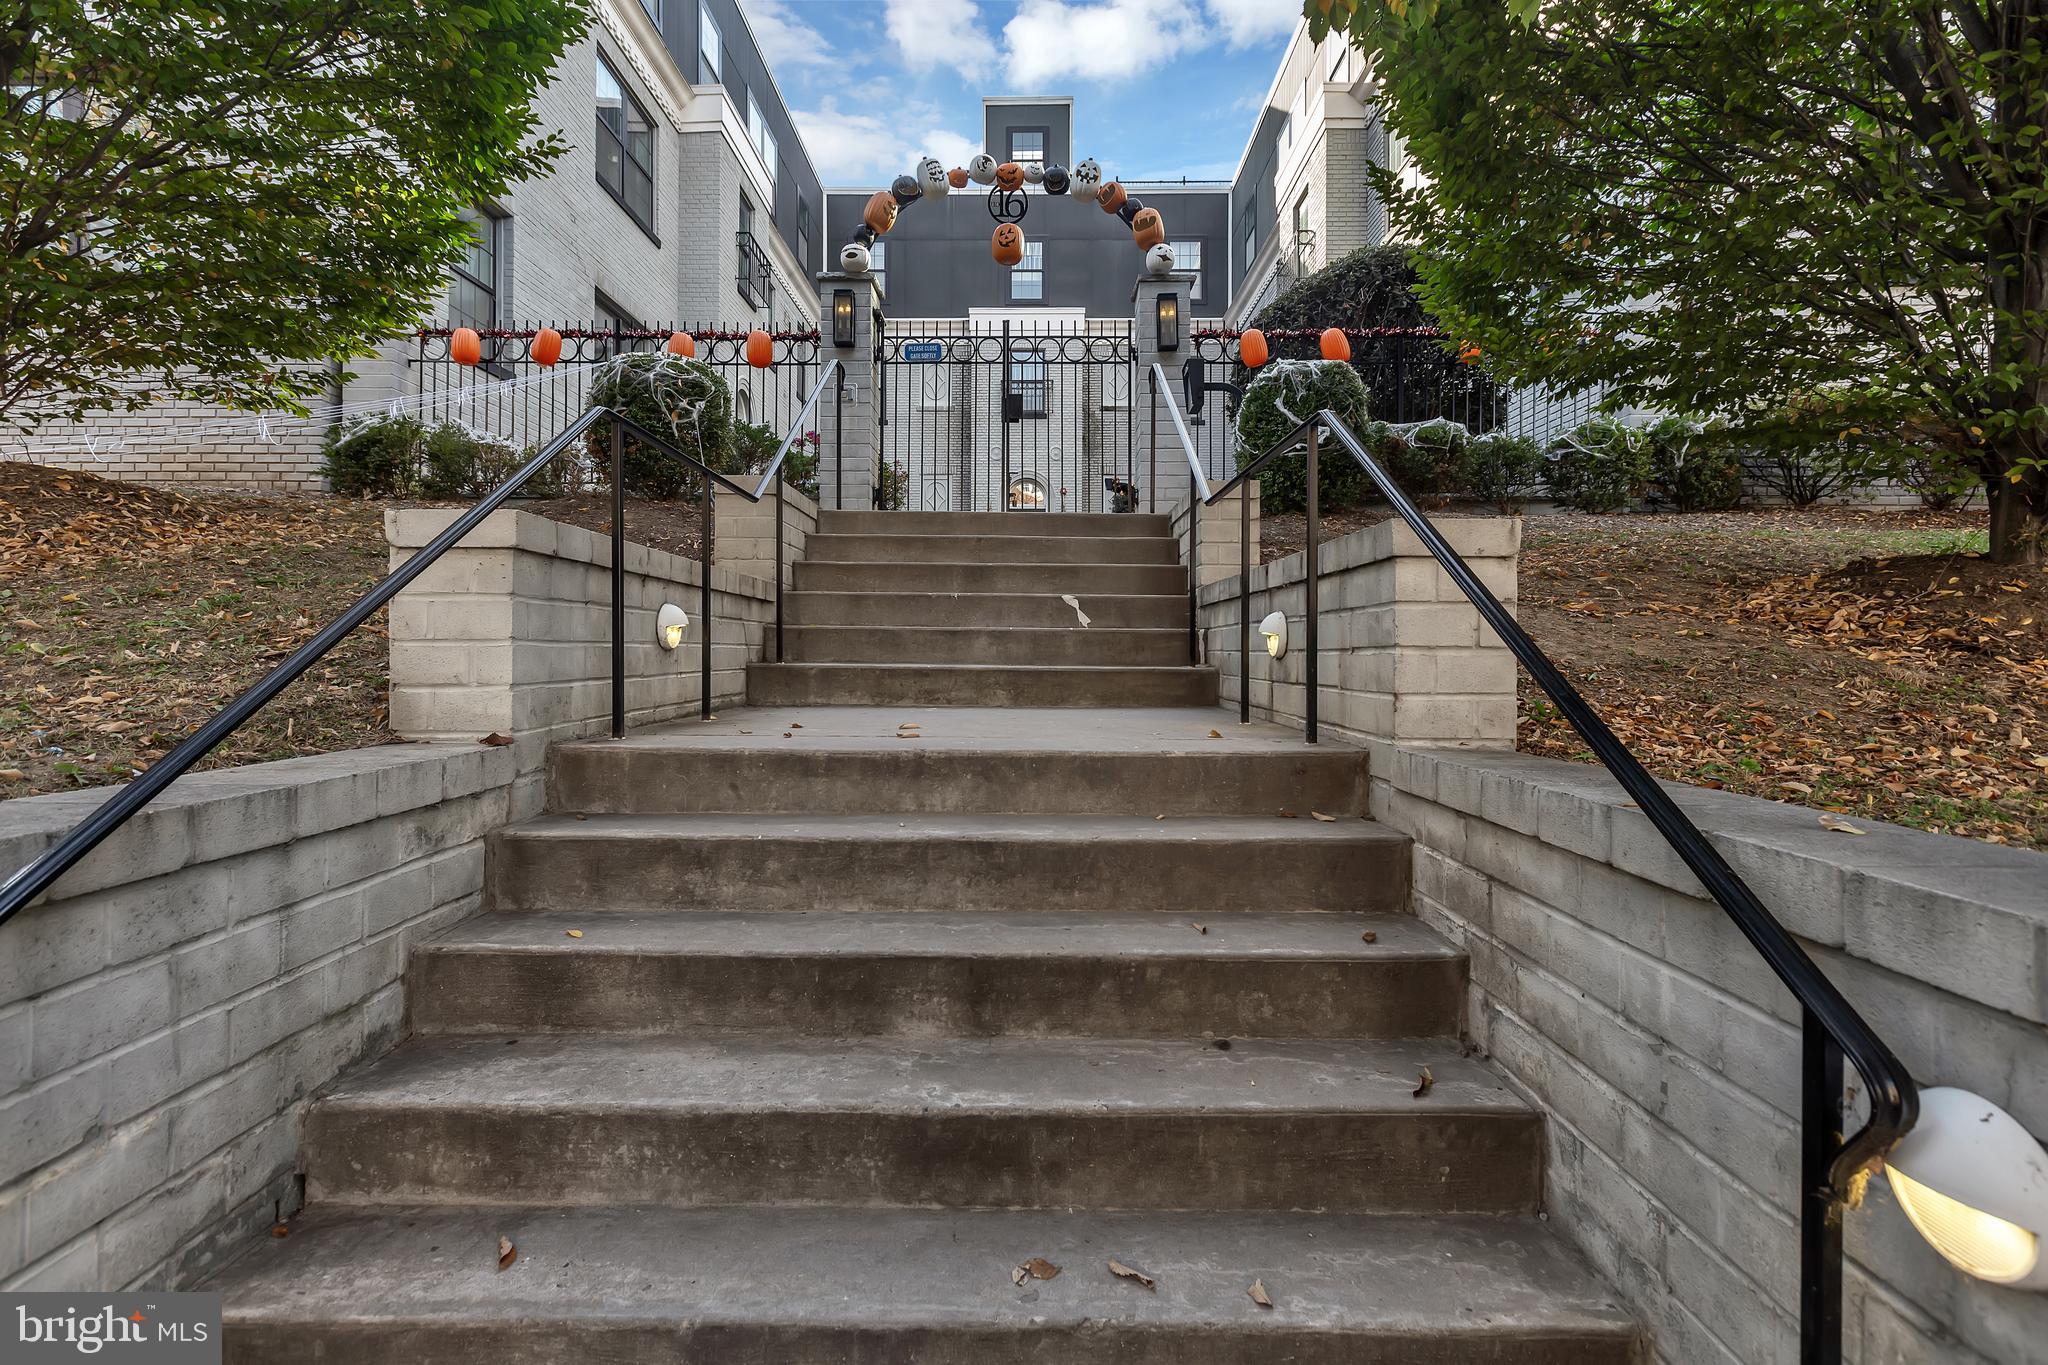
xmin=641 ymin=0 xmax=661 ymax=29
xmin=596 ymin=125 xmax=624 ymax=196
xmin=596 ymin=56 xmax=623 ymax=135
xmin=629 ymin=165 xmax=653 ymax=226
xmin=1009 ymin=130 xmax=1044 ymax=166
xmin=1011 ymin=271 xmax=1042 ymax=301
xmin=699 ymin=2 xmax=721 ymax=79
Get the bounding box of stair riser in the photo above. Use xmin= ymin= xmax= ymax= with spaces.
xmin=793 ymin=562 xmax=1188 ymax=595
xmin=549 ymin=749 xmax=1369 ymax=816
xmin=747 ymin=663 xmax=1218 ymax=707
xmin=487 ymin=831 xmax=1406 ymax=913
xmin=807 ymin=534 xmax=1179 ymax=565
xmin=409 ymin=950 xmax=1463 ymax=1039
xmin=782 ymin=626 xmax=1187 ymax=667
xmin=225 ymin=1320 xmax=1633 ymax=1365
xmin=786 ymin=592 xmax=1187 ymax=629
xmin=819 ymin=510 xmax=1174 ymax=538
xmin=304 ymin=1109 xmax=1541 ymax=1213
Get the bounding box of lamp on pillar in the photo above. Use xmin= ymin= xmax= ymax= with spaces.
xmin=1155 ymin=292 xmax=1181 ymax=352
xmin=832 ymin=288 xmax=856 ymax=349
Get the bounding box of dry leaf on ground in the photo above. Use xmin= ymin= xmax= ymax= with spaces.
xmin=1012 ymin=1257 xmax=1062 ymax=1286
xmin=1311 ymin=811 xmax=1337 ymax=822
xmin=1208 ymin=729 xmax=1222 ymax=739
xmin=564 ymin=929 xmax=583 ymax=939
xmin=1361 ymin=930 xmax=1377 ymax=943
xmin=1249 ymin=1280 xmax=1274 ymax=1308
xmin=1108 ymin=1260 xmax=1156 ymax=1291
xmin=269 ymin=1223 xmax=289 ymax=1239
xmin=480 ymin=732 xmax=513 ymax=747
xmin=1818 ymin=813 xmax=1867 ymax=835
xmin=1413 ymin=1066 xmax=1435 ymax=1098
xmin=496 ymin=1236 xmax=516 ymax=1270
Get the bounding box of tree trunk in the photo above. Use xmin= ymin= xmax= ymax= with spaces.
xmin=1985 ymin=462 xmax=2047 ymax=565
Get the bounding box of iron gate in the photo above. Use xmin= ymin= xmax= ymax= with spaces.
xmin=878 ymin=319 xmax=1135 ymax=513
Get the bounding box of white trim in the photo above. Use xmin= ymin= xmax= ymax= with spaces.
xmin=983 ymin=95 xmax=1074 ymax=107
xmin=600 ymin=0 xmax=686 ymax=130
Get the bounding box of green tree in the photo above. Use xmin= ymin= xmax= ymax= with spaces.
xmin=1311 ymin=0 xmax=2048 ymax=562
xmin=1 ymin=0 xmax=584 ymax=431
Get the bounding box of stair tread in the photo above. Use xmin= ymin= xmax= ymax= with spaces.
xmin=422 ymin=909 xmax=1453 ymax=962
xmin=502 ymin=811 xmax=1403 ymax=845
xmin=214 ymin=1204 xmax=1636 ymax=1345
xmin=316 ymin=1033 xmax=1522 ymax=1116
xmin=559 ymin=705 xmax=1344 ymax=754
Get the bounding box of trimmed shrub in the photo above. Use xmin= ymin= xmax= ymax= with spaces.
xmin=733 ymin=420 xmax=822 ymax=502
xmin=874 ymin=459 xmax=908 ymax=511
xmin=1236 ymin=359 xmax=1371 ymax=514
xmin=1546 ymin=417 xmax=1654 ymax=512
xmin=585 ymin=352 xmax=736 ymax=497
xmin=1646 ymin=417 xmax=1743 ymax=511
xmin=1459 ymin=433 xmax=1546 ymax=512
xmin=323 ymin=416 xmax=528 ymax=498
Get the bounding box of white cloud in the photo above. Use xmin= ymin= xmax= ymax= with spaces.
xmin=793 ymin=99 xmax=980 ymax=185
xmin=1204 ymin=0 xmax=1300 ymax=48
xmin=999 ymin=0 xmax=1208 ymax=87
xmin=738 ymin=0 xmax=835 ymax=69
xmin=885 ymin=0 xmax=996 ymax=80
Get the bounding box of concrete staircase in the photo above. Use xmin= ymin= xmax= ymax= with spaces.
xmin=208 ymin=513 xmax=1638 ymax=1361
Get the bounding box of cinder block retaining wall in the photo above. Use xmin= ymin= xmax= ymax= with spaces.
xmin=1373 ymin=744 xmax=2048 ymax=1363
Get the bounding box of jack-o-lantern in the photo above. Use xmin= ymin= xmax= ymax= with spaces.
xmin=918 ymin=156 xmax=950 ymax=198
xmin=1144 ymin=242 xmax=1176 ymax=277
xmin=1022 ymin=161 xmax=1045 ymax=185
xmin=947 ymin=166 xmax=969 ymax=189
xmin=991 ymin=223 xmax=1025 ymax=267
xmin=1130 ymin=206 xmax=1164 ymax=251
xmin=450 ymin=326 xmax=482 ymax=367
xmin=530 ymin=327 xmax=562 ymax=366
xmin=746 ymin=329 xmax=774 ymax=368
xmin=666 ymin=331 xmax=696 ymax=358
xmin=891 ymin=174 xmax=921 ymax=206
xmin=1319 ymin=327 xmax=1352 ymax=362
xmin=863 ymin=190 xmax=898 ymax=235
xmin=1042 ymin=164 xmax=1070 ymax=195
xmin=995 ymin=161 xmax=1025 ymax=191
xmin=839 ymin=241 xmax=872 ymax=276
xmin=967 ymin=153 xmax=998 ymax=185
xmin=1098 ymin=181 xmax=1127 ymax=214
xmin=1072 ymin=158 xmax=1103 ymax=200
xmin=1239 ymin=328 xmax=1269 ymax=368
xmin=1117 ymin=197 xmax=1143 ymax=226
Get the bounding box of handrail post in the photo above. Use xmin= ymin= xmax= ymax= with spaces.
xmin=1187 ymin=493 xmax=1200 ymax=664
xmin=834 ymin=365 xmax=845 ymax=512
xmin=1148 ymin=368 xmax=1159 ymax=513
xmin=609 ymin=422 xmax=626 ymax=740
xmin=1304 ymin=424 xmax=1319 ymax=744
xmin=1239 ymin=482 xmax=1251 ymax=725
xmin=1802 ymin=1013 xmax=1845 ymax=1365
xmin=700 ymin=467 xmax=713 ymax=721
xmin=773 ymin=469 xmax=785 ymax=662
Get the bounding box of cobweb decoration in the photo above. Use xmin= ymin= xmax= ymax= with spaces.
xmin=589 ymin=350 xmax=727 ymax=457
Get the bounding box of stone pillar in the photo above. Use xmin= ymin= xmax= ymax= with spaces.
xmin=817 ymin=272 xmax=883 ymax=510
xmin=1132 ymin=270 xmax=1201 ymax=513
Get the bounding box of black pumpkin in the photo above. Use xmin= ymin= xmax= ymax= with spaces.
xmin=891 ymin=174 xmax=922 ymax=205
xmin=1042 ymin=164 xmax=1070 ymax=195
xmin=1117 ymin=196 xmax=1144 ymax=226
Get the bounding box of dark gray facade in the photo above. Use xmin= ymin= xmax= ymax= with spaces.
xmin=983 ymin=99 xmax=1073 ymax=169
xmin=1230 ymin=106 xmax=1288 ymax=296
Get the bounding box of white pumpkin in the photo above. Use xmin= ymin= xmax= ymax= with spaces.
xmin=838 ymin=241 xmax=872 ymax=276
xmin=917 ymin=156 xmax=950 ymax=198
xmin=1145 ymin=242 xmax=1176 ymax=277
xmin=1022 ymin=161 xmax=1045 ymax=185
xmin=1072 ymin=158 xmax=1102 ymax=201
xmin=967 ymin=153 xmax=998 ymax=185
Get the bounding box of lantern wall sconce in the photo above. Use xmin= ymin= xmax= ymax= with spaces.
xmin=656 ymin=603 xmax=688 ymax=651
xmin=1155 ymin=292 xmax=1180 ymax=352
xmin=1259 ymin=611 xmax=1287 ymax=659
xmin=1885 ymin=1087 xmax=2048 ymax=1290
xmin=832 ymin=288 xmax=856 ymax=349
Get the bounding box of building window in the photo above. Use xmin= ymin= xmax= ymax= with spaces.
xmin=748 ymin=101 xmax=778 ymax=190
xmin=640 ymin=0 xmax=661 ymax=29
xmin=1008 ymin=473 xmax=1048 ymax=510
xmin=1292 ymin=188 xmax=1315 ymax=271
xmin=1010 ymin=240 xmax=1044 ymax=301
xmin=739 ymin=193 xmax=754 ymax=237
xmin=1170 ymin=239 xmax=1203 ymax=301
xmin=448 ymin=208 xmax=500 ymax=329
xmin=1329 ymin=43 xmax=1350 ymax=82
xmin=595 ymin=54 xmax=656 ymax=234
xmin=870 ymin=241 xmax=887 ymax=295
xmin=1008 ymin=128 xmax=1045 ymax=170
xmin=698 ymin=1 xmax=721 ymax=80
xmin=596 ymin=291 xmax=645 ymax=354
xmin=1240 ymin=207 xmax=1257 ymax=270
xmin=1009 ymin=345 xmax=1047 ymax=417
xmin=798 ymin=200 xmax=814 ymax=269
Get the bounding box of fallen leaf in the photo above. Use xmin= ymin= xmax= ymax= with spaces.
xmin=1012 ymin=1257 xmax=1062 ymax=1286
xmin=1361 ymin=930 xmax=1377 ymax=943
xmin=1192 ymin=922 xmax=1207 ymax=934
xmin=497 ymin=1236 xmax=516 ymax=1270
xmin=269 ymin=1223 xmax=289 ymax=1239
xmin=480 ymin=732 xmax=514 ymax=747
xmin=1311 ymin=811 xmax=1336 ymax=822
xmin=898 ymin=722 xmax=921 ymax=730
xmin=1208 ymin=729 xmax=1222 ymax=739
xmin=1413 ymin=1066 xmax=1435 ymax=1098
xmin=1818 ymin=814 xmax=1867 ymax=836
xmin=789 ymin=722 xmax=803 ymax=728
xmin=0 ymin=769 xmax=26 ymax=782
xmin=1249 ymin=1280 xmax=1274 ymax=1308
xmin=565 ymin=929 xmax=583 ymax=938
xmin=1108 ymin=1259 xmax=1156 ymax=1291
xmin=1278 ymin=809 xmax=1298 ymax=819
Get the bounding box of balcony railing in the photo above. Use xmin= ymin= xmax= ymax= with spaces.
xmin=736 ymin=231 xmax=774 ymax=311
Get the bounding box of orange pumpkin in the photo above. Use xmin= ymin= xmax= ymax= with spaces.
xmin=1239 ymin=328 xmax=1270 ymax=368
xmin=1319 ymin=327 xmax=1352 ymax=362
xmin=1098 ymin=181 xmax=1126 ymax=214
xmin=450 ymin=326 xmax=482 ymax=367
xmin=1130 ymin=206 xmax=1164 ymax=250
xmin=995 ymin=161 xmax=1025 ymax=191
xmin=1458 ymin=342 xmax=1482 ymax=364
xmin=863 ymin=190 xmax=898 ymax=235
xmin=948 ymin=166 xmax=969 ymax=189
xmin=665 ymin=331 xmax=696 ymax=357
xmin=991 ymin=223 xmax=1025 ymax=267
xmin=745 ymin=329 xmax=774 ymax=368
xmin=530 ymin=327 xmax=562 ymax=367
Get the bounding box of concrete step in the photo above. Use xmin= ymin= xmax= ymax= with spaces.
xmin=549 ymin=711 xmax=1368 ymax=815
xmin=409 ymin=911 xmax=1462 ymax=1040
xmin=793 ymin=560 xmax=1189 ymax=595
xmin=820 ymin=509 xmax=1174 ymax=538
xmin=300 ymin=1035 xmax=1541 ymax=1212
xmin=215 ymin=1205 xmax=1641 ymax=1364
xmin=747 ymin=661 xmax=1217 ymax=707
xmin=487 ymin=813 xmax=1408 ymax=914
xmin=786 ymin=589 xmax=1188 ymax=629
xmin=806 ymin=533 xmax=1180 ymax=565
xmin=782 ymin=624 xmax=1188 ymax=666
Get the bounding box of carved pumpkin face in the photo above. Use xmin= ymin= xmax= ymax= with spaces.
xmin=1022 ymin=161 xmax=1045 ymax=185
xmin=1144 ymin=242 xmax=1176 ymax=277
xmin=919 ymin=157 xmax=950 ymax=197
xmin=1097 ymin=181 xmax=1127 ymax=214
xmin=1042 ymin=164 xmax=1070 ymax=195
xmin=863 ymin=190 xmax=898 ymax=235
xmin=839 ymin=241 xmax=872 ymax=276
xmin=995 ymin=161 xmax=1025 ymax=191
xmin=967 ymin=154 xmax=998 ymax=185
xmin=991 ymin=223 xmax=1025 ymax=267
xmin=1072 ymin=159 xmax=1102 ymax=200
xmin=891 ymin=174 xmax=921 ymax=205
xmin=1131 ymin=206 xmax=1164 ymax=250
xmin=948 ymin=166 xmax=969 ymax=189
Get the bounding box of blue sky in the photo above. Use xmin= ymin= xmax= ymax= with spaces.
xmin=738 ymin=0 xmax=1302 ymax=187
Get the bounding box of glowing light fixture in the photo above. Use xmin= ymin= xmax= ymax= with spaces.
xmin=1885 ymin=1087 xmax=2048 ymax=1289
xmin=656 ymin=603 xmax=688 ymax=651
xmin=1155 ymin=292 xmax=1180 ymax=352
xmin=832 ymin=288 xmax=856 ymax=348
xmin=1259 ymin=610 xmax=1287 ymax=659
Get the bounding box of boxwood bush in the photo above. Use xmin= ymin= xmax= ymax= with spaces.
xmin=1646 ymin=417 xmax=1744 ymax=511
xmin=1545 ymin=417 xmax=1655 ymax=512
xmin=1236 ymin=359 xmax=1371 ymax=514
xmin=585 ymin=352 xmax=736 ymax=497
xmin=323 ymin=416 xmax=531 ymax=498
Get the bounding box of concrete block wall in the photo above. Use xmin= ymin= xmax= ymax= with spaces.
xmin=16 ymin=383 xmax=338 ymax=492
xmin=0 ymin=742 xmax=521 ymax=1291
xmin=1196 ymin=516 xmax=1519 ymax=747
xmin=714 ymin=483 xmax=818 ymax=587
xmin=1371 ymin=745 xmax=2048 ymax=1364
xmin=386 ymin=509 xmax=779 ymax=772
xmin=1169 ymin=481 xmax=1259 ymax=589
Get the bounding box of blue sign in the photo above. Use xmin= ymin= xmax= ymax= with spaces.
xmin=901 ymin=342 xmax=944 ymax=362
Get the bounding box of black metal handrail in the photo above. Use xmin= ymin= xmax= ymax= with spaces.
xmin=1149 ymin=364 xmax=1212 ymax=664
xmin=1210 ymin=408 xmax=1917 ymax=1365
xmin=0 ymin=362 xmax=843 ymax=932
